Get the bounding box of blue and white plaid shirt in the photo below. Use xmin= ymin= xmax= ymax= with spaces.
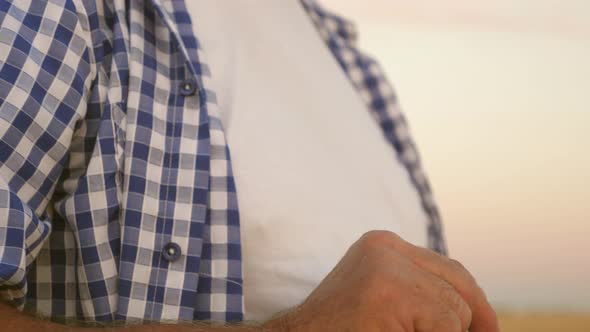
xmin=0 ymin=0 xmax=445 ymax=324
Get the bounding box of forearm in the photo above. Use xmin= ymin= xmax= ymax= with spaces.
xmin=0 ymin=302 xmax=263 ymax=332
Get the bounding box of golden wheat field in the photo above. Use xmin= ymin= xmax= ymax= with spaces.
xmin=498 ymin=312 xmax=590 ymax=332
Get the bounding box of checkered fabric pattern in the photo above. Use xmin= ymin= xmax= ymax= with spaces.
xmin=0 ymin=0 xmax=445 ymax=324
xmin=302 ymin=0 xmax=447 ymax=255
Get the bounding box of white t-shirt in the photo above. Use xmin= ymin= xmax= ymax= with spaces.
xmin=186 ymin=0 xmax=429 ymax=321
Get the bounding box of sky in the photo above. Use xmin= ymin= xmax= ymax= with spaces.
xmin=323 ymin=0 xmax=590 ymax=312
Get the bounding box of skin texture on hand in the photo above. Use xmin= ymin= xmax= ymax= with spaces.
xmin=264 ymin=231 xmax=499 ymax=332
xmin=1 ymin=231 xmax=498 ymax=332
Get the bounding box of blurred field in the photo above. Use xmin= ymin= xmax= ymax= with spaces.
xmin=498 ymin=312 xmax=590 ymax=332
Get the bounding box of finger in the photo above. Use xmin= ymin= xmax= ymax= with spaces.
xmin=390 ymin=236 xmax=499 ymax=332
xmin=413 ymin=296 xmax=463 ymax=332
xmin=414 ymin=269 xmax=473 ymax=332
xmin=370 ymin=244 xmax=472 ymax=332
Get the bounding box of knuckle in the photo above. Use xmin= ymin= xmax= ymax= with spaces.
xmin=456 ymin=301 xmax=473 ymax=330
xmin=417 ymin=305 xmax=462 ymax=332
xmin=438 ymin=283 xmax=462 ymax=309
xmin=359 ymin=230 xmax=399 ymax=249
xmin=448 ymin=258 xmax=479 ymax=288
xmin=436 ymin=282 xmax=472 ymax=330
xmin=433 ymin=309 xmax=463 ymax=332
xmin=448 ymin=258 xmax=466 ymax=272
xmin=448 ymin=259 xmax=470 ymax=278
xmin=446 ymin=259 xmax=491 ymax=312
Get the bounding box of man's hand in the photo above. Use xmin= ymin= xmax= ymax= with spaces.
xmin=1 ymin=230 xmax=498 ymax=332
xmin=264 ymin=230 xmax=499 ymax=332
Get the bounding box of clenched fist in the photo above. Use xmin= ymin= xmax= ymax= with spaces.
xmin=264 ymin=231 xmax=499 ymax=332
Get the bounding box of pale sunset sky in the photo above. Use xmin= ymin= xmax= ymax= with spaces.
xmin=323 ymin=0 xmax=590 ymax=311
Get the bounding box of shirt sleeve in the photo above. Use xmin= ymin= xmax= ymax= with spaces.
xmin=0 ymin=0 xmax=94 ymax=307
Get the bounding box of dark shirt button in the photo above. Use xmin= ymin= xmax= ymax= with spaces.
xmin=179 ymin=79 xmax=197 ymax=96
xmin=162 ymin=242 xmax=181 ymax=262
